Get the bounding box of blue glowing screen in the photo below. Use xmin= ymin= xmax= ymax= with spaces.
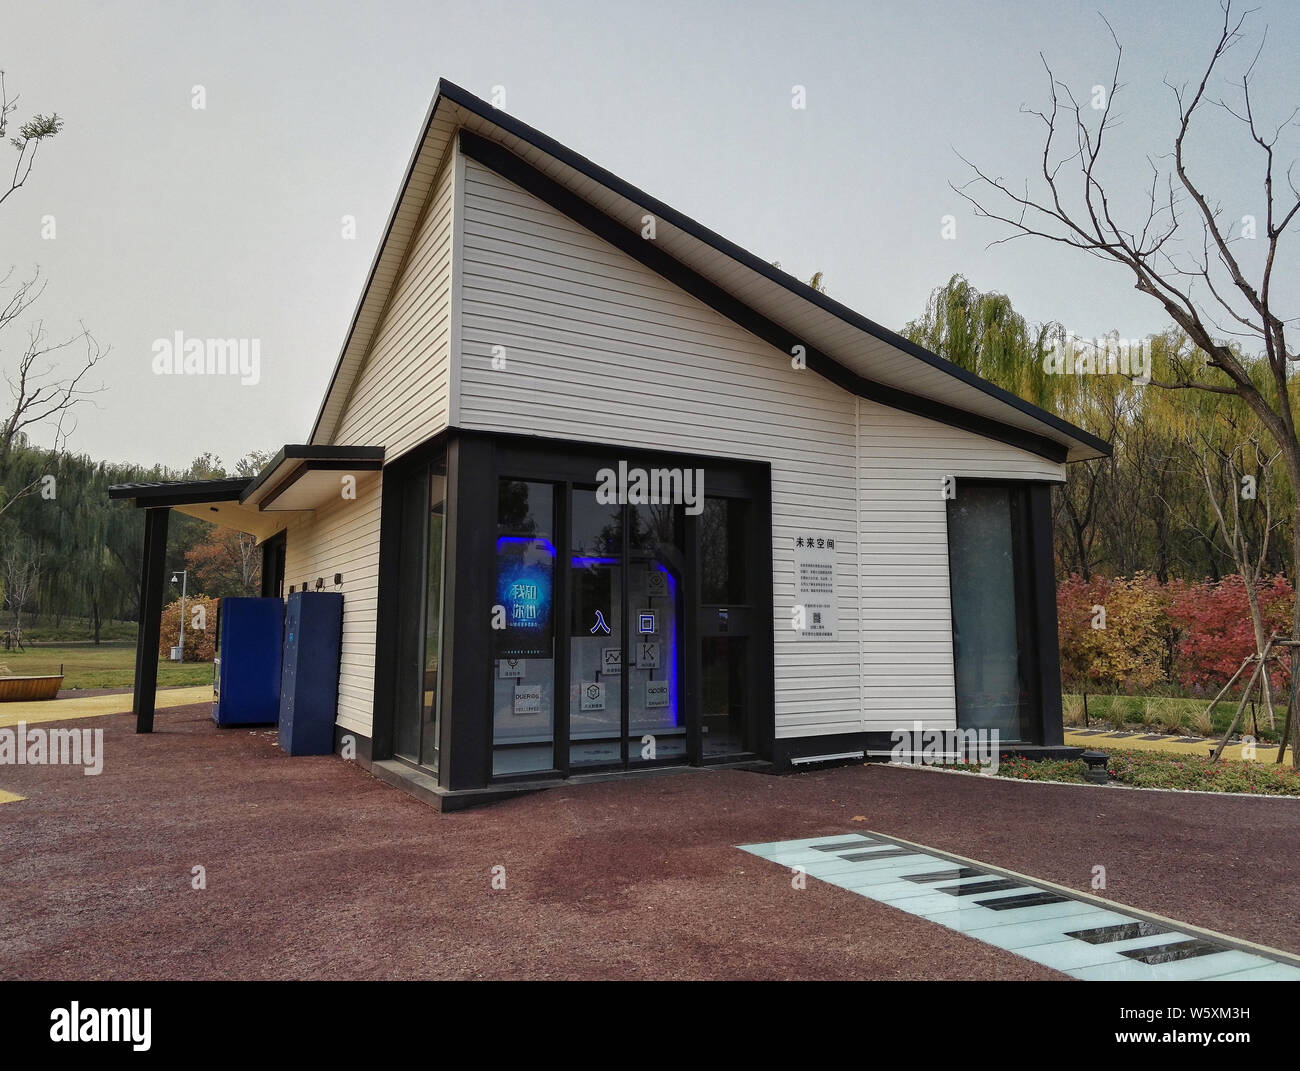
xmin=495 ymin=536 xmax=555 ymax=657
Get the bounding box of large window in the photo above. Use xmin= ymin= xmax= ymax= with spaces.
xmin=393 ymin=453 xmax=448 ymax=772
xmin=492 ymin=479 xmax=557 ymax=775
xmin=420 ymin=462 xmax=447 ymax=770
xmin=946 ymin=483 xmax=1037 ymax=743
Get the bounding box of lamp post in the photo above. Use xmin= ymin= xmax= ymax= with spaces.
xmin=170 ymin=570 xmax=188 ymax=662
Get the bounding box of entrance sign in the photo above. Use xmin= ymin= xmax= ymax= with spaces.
xmin=580 ymin=681 xmax=606 ymax=711
xmin=513 ymin=683 xmax=542 ymax=715
xmin=793 ymin=534 xmax=837 ymax=640
xmin=601 ymin=647 xmax=622 ymax=674
xmin=498 ymin=658 xmax=526 ymax=679
xmin=645 ymin=680 xmax=669 ymax=708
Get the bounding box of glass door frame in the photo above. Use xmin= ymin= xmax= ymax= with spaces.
xmin=560 ymin=488 xmax=688 ymax=777
xmin=467 ymin=432 xmax=774 ymax=788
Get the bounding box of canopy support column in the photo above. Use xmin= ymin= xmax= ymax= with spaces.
xmin=133 ymin=506 xmax=170 ymax=733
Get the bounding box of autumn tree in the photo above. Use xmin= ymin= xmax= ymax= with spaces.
xmin=955 ymin=3 xmax=1300 ymax=763
xmin=185 ymin=527 xmax=260 ymax=598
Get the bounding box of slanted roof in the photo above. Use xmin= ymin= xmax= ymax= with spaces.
xmin=109 ymin=445 xmax=384 ymax=540
xmin=309 ymin=80 xmax=1109 ymax=463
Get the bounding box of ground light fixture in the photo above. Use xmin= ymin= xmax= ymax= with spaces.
xmin=169 ymin=569 xmax=188 ymax=662
xmin=1081 ymin=750 xmax=1110 ymax=784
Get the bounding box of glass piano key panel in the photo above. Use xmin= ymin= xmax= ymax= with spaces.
xmin=737 ymin=832 xmax=1300 ymax=981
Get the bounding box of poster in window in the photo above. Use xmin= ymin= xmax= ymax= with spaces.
xmin=495 ymin=536 xmax=555 ymax=658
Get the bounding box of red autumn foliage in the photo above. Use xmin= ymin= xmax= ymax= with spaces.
xmin=1058 ymin=572 xmax=1295 ymax=695
xmin=1167 ymin=574 xmax=1293 ymax=693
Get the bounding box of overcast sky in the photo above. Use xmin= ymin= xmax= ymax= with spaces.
xmin=2 ymin=0 xmax=1297 ymax=472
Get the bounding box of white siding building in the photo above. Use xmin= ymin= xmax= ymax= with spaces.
xmin=113 ymin=81 xmax=1106 ymax=806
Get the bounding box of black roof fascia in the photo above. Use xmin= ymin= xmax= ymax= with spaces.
xmin=239 ymin=444 xmax=386 ymax=504
xmin=460 ymin=130 xmax=1070 ymax=465
xmin=108 ymin=477 xmax=252 ymax=508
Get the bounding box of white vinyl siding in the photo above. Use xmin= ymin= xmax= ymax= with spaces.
xmin=332 ymin=148 xmax=456 ymax=458
xmin=287 ymin=148 xmax=456 ymax=738
xmin=857 ymin=399 xmax=1063 ymax=732
xmin=281 ymin=472 xmax=382 ymax=738
xmin=456 ymin=153 xmax=1066 ymax=741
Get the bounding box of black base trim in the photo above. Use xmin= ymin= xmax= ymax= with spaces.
xmin=770 ymin=731 xmax=1084 ymax=771
xmin=334 ymin=726 xmax=374 ymax=768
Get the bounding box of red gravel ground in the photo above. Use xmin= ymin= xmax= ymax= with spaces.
xmin=2 ymin=703 xmax=1297 ymax=980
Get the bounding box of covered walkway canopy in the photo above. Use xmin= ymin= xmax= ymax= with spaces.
xmin=108 ymin=445 xmax=383 ymax=732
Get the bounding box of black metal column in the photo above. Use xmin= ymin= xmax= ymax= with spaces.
xmin=440 ymin=434 xmax=495 ymax=790
xmin=1028 ymin=483 xmax=1064 ymax=746
xmin=133 ymin=506 xmax=170 ymax=733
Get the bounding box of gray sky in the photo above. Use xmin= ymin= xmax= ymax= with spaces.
xmin=2 ymin=0 xmax=1297 ymax=471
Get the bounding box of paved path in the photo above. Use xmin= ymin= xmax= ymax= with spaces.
xmin=1065 ymin=727 xmax=1288 ymax=762
xmin=0 ymin=685 xmax=212 ymax=728
xmin=2 ymin=703 xmax=1296 ymax=980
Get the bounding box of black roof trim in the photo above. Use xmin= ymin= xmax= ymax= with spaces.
xmin=438 ymin=80 xmax=1110 ymax=458
xmin=308 ymin=78 xmax=1109 ymax=459
xmin=108 ymin=477 xmax=252 ymax=508
xmin=240 ymin=444 xmax=386 ymax=503
xmin=307 ymin=92 xmax=447 ymax=445
xmin=460 ymin=131 xmax=1070 ymax=465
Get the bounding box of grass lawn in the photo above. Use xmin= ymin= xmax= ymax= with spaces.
xmin=0 ymin=642 xmax=212 ymax=690
xmin=1064 ymin=692 xmax=1285 ymax=742
xmin=944 ymin=752 xmax=1300 ymax=795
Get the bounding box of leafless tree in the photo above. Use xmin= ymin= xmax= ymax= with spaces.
xmin=1 ymin=535 xmax=40 ymax=633
xmin=1187 ymin=428 xmax=1283 ymax=726
xmin=0 ymin=271 xmax=106 ymax=520
xmin=953 ymin=2 xmax=1300 ymax=762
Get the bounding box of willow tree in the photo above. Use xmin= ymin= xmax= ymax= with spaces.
xmin=953 ymin=3 xmax=1300 ymax=764
xmin=904 ymin=274 xmax=1150 ymax=578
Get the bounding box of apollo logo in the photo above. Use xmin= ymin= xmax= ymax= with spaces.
xmin=49 ymin=1002 xmax=151 ymax=1051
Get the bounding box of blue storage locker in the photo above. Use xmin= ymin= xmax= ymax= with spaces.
xmin=212 ymin=597 xmax=284 ymax=725
xmin=278 ymin=591 xmax=344 ymax=756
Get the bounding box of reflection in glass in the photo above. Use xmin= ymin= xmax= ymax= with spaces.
xmin=947 ymin=484 xmax=1032 ymax=742
xmin=627 ymin=502 xmax=684 ymax=765
xmin=420 ymin=460 xmax=447 ymax=771
xmin=569 ymin=489 xmax=623 ymax=767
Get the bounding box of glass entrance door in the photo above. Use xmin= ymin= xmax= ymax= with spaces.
xmin=568 ymin=488 xmax=623 ymax=768
xmin=626 ymin=502 xmax=685 ymax=765
xmin=698 ymin=495 xmax=752 ymax=758
xmin=394 ymin=455 xmax=448 ymax=772
xmin=566 ymin=492 xmax=684 ymax=770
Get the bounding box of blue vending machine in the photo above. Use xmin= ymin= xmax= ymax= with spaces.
xmin=278 ymin=591 xmax=344 ymax=756
xmin=212 ymin=597 xmax=284 ymax=725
